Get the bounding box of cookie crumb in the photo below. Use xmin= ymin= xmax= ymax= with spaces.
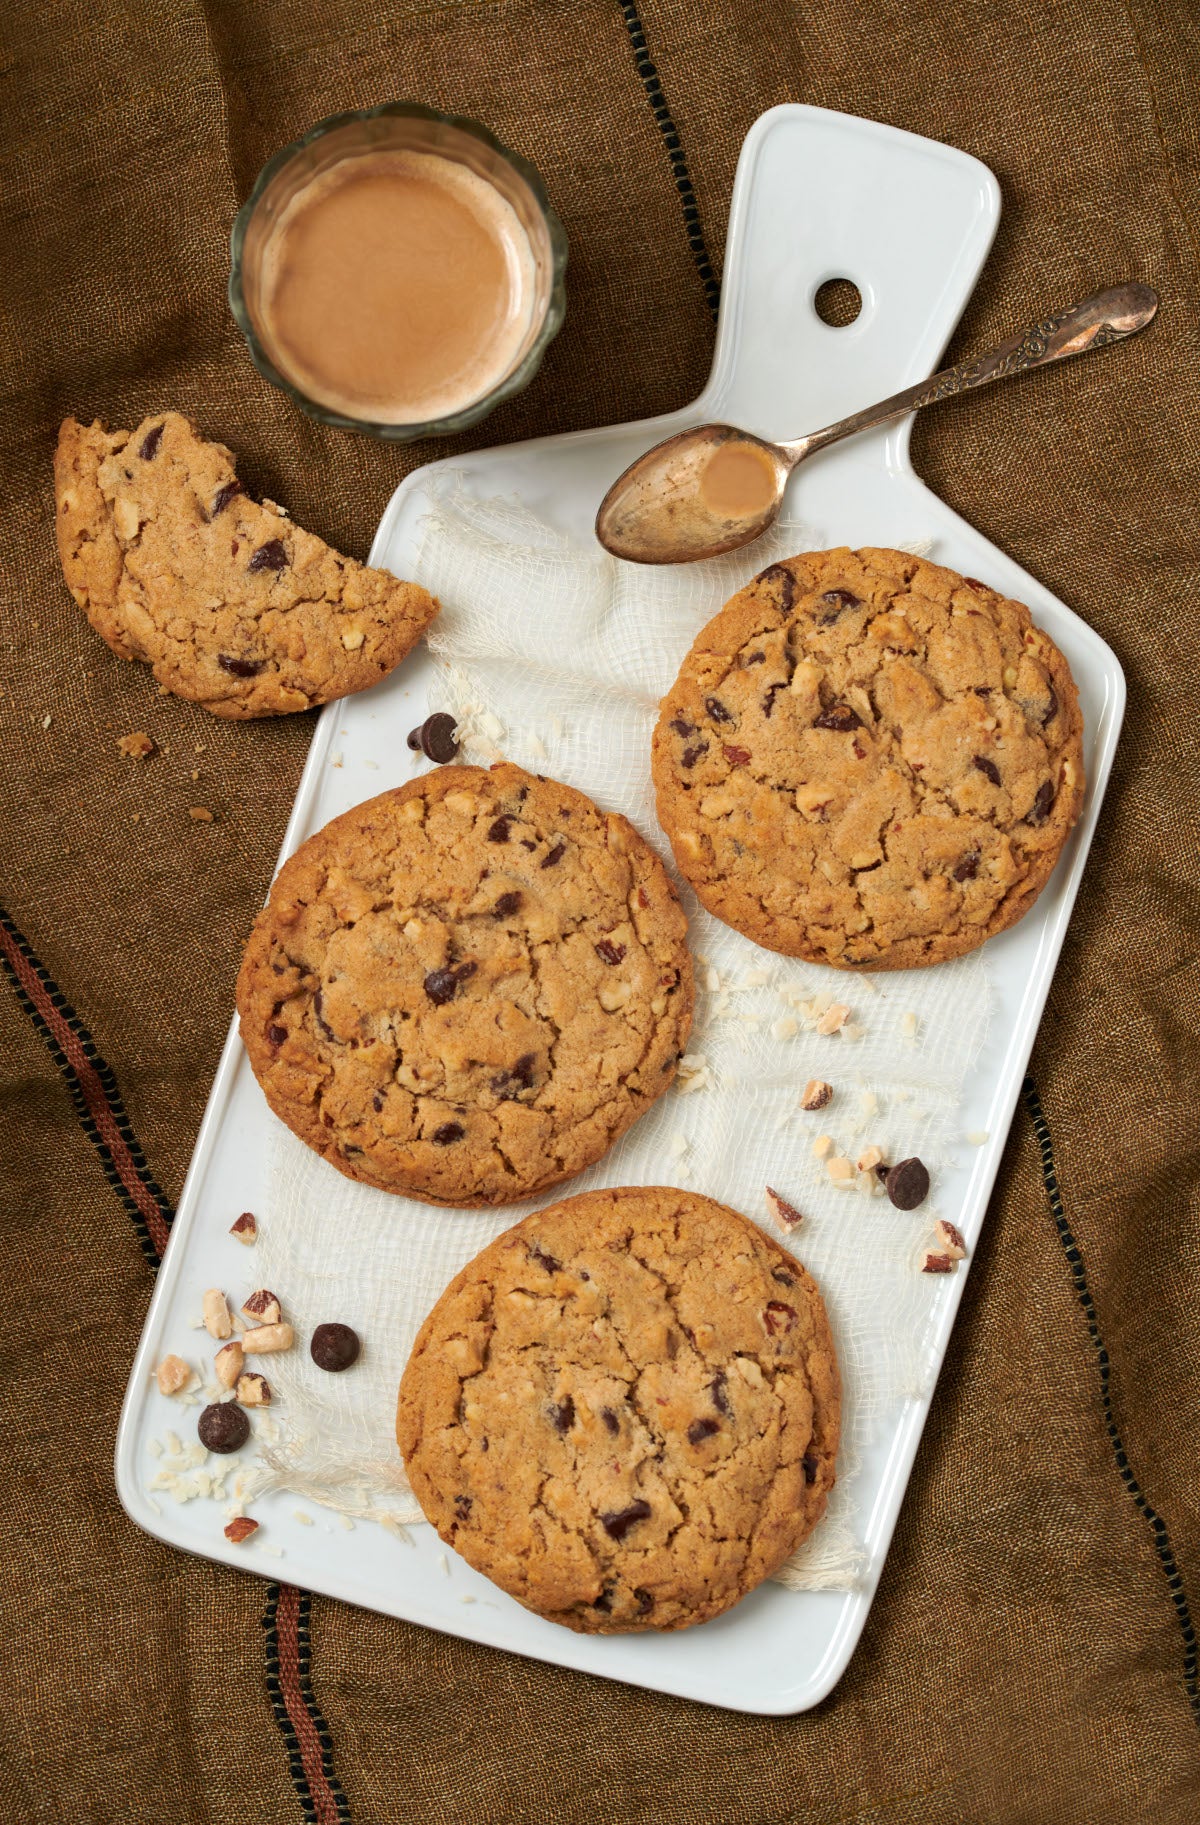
xmin=188 ymin=806 xmax=214 ymax=823
xmin=117 ymin=731 xmax=155 ymax=760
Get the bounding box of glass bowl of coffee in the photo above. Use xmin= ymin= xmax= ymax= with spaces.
xmin=229 ymin=103 xmax=567 ymax=440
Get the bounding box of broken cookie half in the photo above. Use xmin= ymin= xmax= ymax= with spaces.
xmin=54 ymin=412 xmax=438 ymax=718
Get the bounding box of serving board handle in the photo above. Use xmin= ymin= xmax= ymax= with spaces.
xmin=699 ymin=105 xmax=1001 ymax=454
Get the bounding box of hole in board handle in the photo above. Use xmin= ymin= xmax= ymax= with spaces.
xmin=814 ymin=279 xmax=862 ymax=327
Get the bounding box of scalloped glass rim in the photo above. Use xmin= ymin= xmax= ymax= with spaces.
xmin=228 ymin=102 xmax=568 ymax=441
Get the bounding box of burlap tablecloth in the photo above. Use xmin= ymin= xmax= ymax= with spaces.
xmin=2 ymin=2 xmax=1198 ymax=1819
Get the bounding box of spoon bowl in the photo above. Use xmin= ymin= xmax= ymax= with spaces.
xmin=596 ymin=281 xmax=1158 ymax=565
xmin=596 ymin=424 xmax=789 ymax=564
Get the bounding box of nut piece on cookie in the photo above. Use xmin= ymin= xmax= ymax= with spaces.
xmin=155 ymin=1355 xmax=192 ymax=1397
xmin=53 ymin=412 xmax=439 ymax=719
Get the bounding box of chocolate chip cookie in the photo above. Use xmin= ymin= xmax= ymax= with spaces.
xmin=237 ymin=765 xmax=693 ymax=1207
xmin=396 ymin=1185 xmax=840 ymax=1632
xmin=653 ymin=547 xmax=1085 ymax=969
xmin=54 ymin=412 xmax=437 ymax=717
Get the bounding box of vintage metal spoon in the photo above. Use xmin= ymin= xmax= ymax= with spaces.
xmin=595 ymin=282 xmax=1158 ymax=564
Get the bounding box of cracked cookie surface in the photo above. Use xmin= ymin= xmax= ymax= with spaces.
xmin=396 ymin=1185 xmax=840 ymax=1632
xmin=237 ymin=765 xmax=693 ymax=1207
xmin=652 ymin=547 xmax=1085 ymax=970
xmin=54 ymin=412 xmax=437 ymax=717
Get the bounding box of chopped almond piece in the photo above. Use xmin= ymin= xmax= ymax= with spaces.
xmin=224 ymin=1516 xmax=259 ymax=1545
xmin=155 ymin=1355 xmax=191 ymax=1397
xmin=764 ymin=1186 xmax=803 ymax=1232
xmin=229 ymin=1211 xmax=257 ymax=1245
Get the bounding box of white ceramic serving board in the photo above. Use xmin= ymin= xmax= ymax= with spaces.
xmin=116 ymin=105 xmax=1124 ymax=1714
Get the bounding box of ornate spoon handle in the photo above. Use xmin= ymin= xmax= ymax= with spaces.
xmin=789 ymin=282 xmax=1158 ymax=461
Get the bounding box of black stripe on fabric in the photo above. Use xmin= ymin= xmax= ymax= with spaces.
xmin=263 ymin=1585 xmax=321 ymax=1825
xmin=616 ymin=0 xmax=721 ymax=319
xmin=296 ymin=1587 xmax=353 ymax=1824
xmin=0 ymin=905 xmax=173 ymax=1269
xmin=1023 ymin=1074 xmax=1200 ymax=1727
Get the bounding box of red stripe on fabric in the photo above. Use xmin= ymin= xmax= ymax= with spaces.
xmin=0 ymin=923 xmax=172 ymax=1257
xmin=274 ymin=1584 xmax=342 ymax=1825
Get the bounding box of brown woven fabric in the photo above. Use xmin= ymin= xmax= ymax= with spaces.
xmin=2 ymin=0 xmax=1198 ymax=1818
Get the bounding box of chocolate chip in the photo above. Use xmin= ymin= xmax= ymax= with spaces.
xmin=211 ymin=480 xmax=242 ymax=516
xmin=814 ymin=703 xmax=862 ymax=732
xmin=599 ymin=1498 xmax=651 ymax=1541
xmin=762 ymin=683 xmax=784 ymax=718
xmin=634 ymin=1586 xmax=654 ymax=1615
xmin=454 ymin=1494 xmax=472 ymax=1522
xmin=595 ymin=939 xmax=626 ymax=966
xmin=723 ymin=744 xmax=751 ymax=766
xmin=549 ymin=1396 xmax=575 ymax=1434
xmin=754 ymin=562 xmax=795 ymax=609
xmin=541 ymin=841 xmax=566 ymax=868
xmin=218 ymin=654 xmax=264 ymax=677
xmin=743 ymin=650 xmax=767 ymax=667
xmin=874 ymin=1161 xmax=890 ymax=1183
xmin=372 ymin=1092 xmax=384 ymax=1112
xmin=138 ymin=423 xmax=163 ymax=461
xmin=493 ymin=890 xmax=522 ymax=918
xmin=1028 ymin=779 xmax=1055 ymax=825
xmin=593 ymin=1587 xmax=613 ymax=1613
xmin=802 ymin=1452 xmax=819 ymax=1484
xmin=772 ymin=1268 xmax=795 ymax=1286
xmin=432 ymin=1122 xmax=465 ymax=1145
xmin=669 ymin=716 xmax=696 ymax=737
xmin=952 ymin=853 xmax=980 ymax=882
xmin=487 ymin=816 xmax=511 ymax=843
xmin=198 ymin=1402 xmax=250 ymax=1454
xmin=973 ymin=754 xmax=1001 ymax=786
xmin=419 ymin=713 xmax=459 ymax=764
xmin=267 ymin=1023 xmax=287 ymax=1047
xmin=1043 ymin=686 xmax=1058 ymax=726
xmin=310 ymin=1322 xmax=361 ymax=1372
xmin=406 ymin=725 xmax=424 ymax=751
xmin=705 ymin=696 xmax=734 ymax=724
xmin=708 ymin=1371 xmax=731 ymax=1416
xmin=817 ymin=587 xmax=861 ymax=623
xmin=312 ymin=990 xmax=333 ymax=1039
xmin=601 ymin=1407 xmax=620 ymax=1434
xmin=248 ymin=538 xmax=287 ymax=573
xmin=424 ymin=960 xmax=476 ymax=1005
xmin=972 ymin=685 xmax=991 ymax=697
xmin=687 ymin=1416 xmax=720 ymax=1445
xmin=491 ymin=1052 xmax=537 ymax=1098
xmin=885 ymin=1156 xmax=930 ymax=1209
xmin=528 ymin=1244 xmax=560 ymax=1274
xmin=681 ymin=742 xmax=707 ymax=769
xmin=763 ymin=1300 xmax=796 ymax=1335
